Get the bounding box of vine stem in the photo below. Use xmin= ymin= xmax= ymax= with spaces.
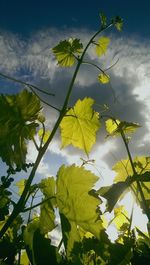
xmin=101 ymin=114 xmax=150 ymax=222
xmin=0 ymin=22 xmax=113 ymax=238
xmin=0 ymin=72 xmax=55 ymax=96
xmin=120 ymin=130 xmax=150 ymax=221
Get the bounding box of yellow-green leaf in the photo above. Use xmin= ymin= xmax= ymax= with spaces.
xmin=113 ymin=206 xmax=129 ymax=230
xmin=113 ymin=16 xmax=123 ymax=31
xmin=38 ymin=128 xmax=51 ymax=143
xmin=95 ymin=37 xmax=110 ymax=57
xmin=113 ymin=156 xmax=150 ymax=209
xmin=39 ymin=201 xmax=55 ymax=234
xmin=39 ymin=177 xmax=56 ymax=199
xmin=16 ymin=179 xmax=26 ymax=195
xmin=23 ymin=218 xmax=39 ymax=249
xmin=105 ymin=119 xmax=120 ymax=136
xmin=60 ymin=97 xmax=100 ymax=155
xmin=52 ymin=38 xmax=83 ymax=67
xmin=56 ymin=164 xmax=103 ymax=239
xmin=99 ymin=12 xmax=107 ymax=27
xmin=105 ymin=119 xmax=140 ymax=137
xmin=98 ymin=73 xmax=110 ymax=84
xmin=20 ymin=251 xmax=30 ymax=265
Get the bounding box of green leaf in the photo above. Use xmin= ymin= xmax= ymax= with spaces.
xmin=113 ymin=156 xmax=150 ymax=211
xmin=33 ymin=229 xmax=60 ymax=265
xmin=113 ymin=16 xmax=123 ymax=31
xmin=56 ymin=164 xmax=103 ymax=239
xmin=60 ymin=97 xmax=100 ymax=155
xmin=138 ymin=171 xmax=150 ymax=182
xmin=0 ymin=89 xmax=42 ymax=168
xmin=39 ymin=200 xmax=55 ymax=234
xmin=16 ymin=179 xmax=26 ymax=195
xmin=20 ymin=251 xmax=30 ymax=265
xmin=98 ymin=73 xmax=110 ymax=84
xmin=105 ymin=119 xmax=140 ymax=137
xmin=60 ymin=214 xmax=82 ymax=262
xmin=113 ymin=206 xmax=129 ymax=230
xmin=52 ymin=38 xmax=83 ymax=67
xmin=39 ymin=177 xmax=56 ymax=199
xmin=97 ymin=180 xmax=130 ymax=212
xmin=99 ymin=12 xmax=107 ymax=27
xmin=95 ymin=37 xmax=110 ymax=57
xmin=23 ymin=218 xmax=39 ymax=250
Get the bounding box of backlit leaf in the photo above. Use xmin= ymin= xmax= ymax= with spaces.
xmin=113 ymin=206 xmax=129 ymax=230
xmin=98 ymin=73 xmax=110 ymax=84
xmin=100 ymin=12 xmax=107 ymax=27
xmin=105 ymin=118 xmax=140 ymax=137
xmin=39 ymin=177 xmax=56 ymax=199
xmin=0 ymin=90 xmax=42 ymax=168
xmin=39 ymin=201 xmax=55 ymax=234
xmin=95 ymin=37 xmax=110 ymax=57
xmin=60 ymin=214 xmax=82 ymax=262
xmin=113 ymin=156 xmax=150 ymax=211
xmin=98 ymin=181 xmax=130 ymax=212
xmin=20 ymin=251 xmax=30 ymax=265
xmin=52 ymin=38 xmax=83 ymax=67
xmin=56 ymin=164 xmax=103 ymax=239
xmin=39 ymin=177 xmax=56 ymax=206
xmin=60 ymin=97 xmax=100 ymax=155
xmin=23 ymin=218 xmax=39 ymax=249
xmin=113 ymin=16 xmax=123 ymax=31
xmin=16 ymin=179 xmax=26 ymax=195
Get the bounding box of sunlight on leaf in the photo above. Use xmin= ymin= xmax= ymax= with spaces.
xmin=20 ymin=251 xmax=30 ymax=265
xmin=60 ymin=97 xmax=100 ymax=155
xmin=98 ymin=73 xmax=110 ymax=84
xmin=39 ymin=177 xmax=56 ymax=199
xmin=98 ymin=181 xmax=130 ymax=212
xmin=52 ymin=38 xmax=83 ymax=67
xmin=113 ymin=156 xmax=150 ymax=210
xmin=95 ymin=37 xmax=110 ymax=57
xmin=39 ymin=201 xmax=55 ymax=234
xmin=56 ymin=164 xmax=103 ymax=239
xmin=105 ymin=119 xmax=120 ymax=136
xmin=23 ymin=218 xmax=39 ymax=250
xmin=113 ymin=206 xmax=129 ymax=230
xmin=105 ymin=118 xmax=141 ymax=137
xmin=16 ymin=179 xmax=26 ymax=195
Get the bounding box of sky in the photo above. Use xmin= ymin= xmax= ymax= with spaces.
xmin=0 ymin=0 xmax=150 ymax=235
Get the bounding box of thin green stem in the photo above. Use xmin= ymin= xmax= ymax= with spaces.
xmin=0 ymin=72 xmax=55 ymax=96
xmin=0 ymin=22 xmax=113 ymax=239
xmin=27 ymin=85 xmax=60 ymax=111
xmin=32 ymin=136 xmax=39 ymax=151
xmin=23 ymin=196 xmax=55 ymax=213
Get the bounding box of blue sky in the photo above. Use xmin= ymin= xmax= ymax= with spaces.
xmin=0 ymin=0 xmax=150 ymax=232
xmin=1 ymin=0 xmax=150 ymax=37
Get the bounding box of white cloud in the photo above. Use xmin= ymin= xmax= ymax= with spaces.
xmin=0 ymin=27 xmax=150 ymax=235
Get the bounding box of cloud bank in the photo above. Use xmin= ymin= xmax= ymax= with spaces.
xmin=0 ymin=27 xmax=150 ymax=186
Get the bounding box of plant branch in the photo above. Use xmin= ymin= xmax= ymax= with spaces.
xmin=27 ymin=85 xmax=60 ymax=112
xmin=0 ymin=72 xmax=55 ymax=96
xmin=120 ymin=130 xmax=150 ymax=221
xmin=23 ymin=196 xmax=56 ymax=213
xmin=0 ymin=22 xmax=113 ymax=239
